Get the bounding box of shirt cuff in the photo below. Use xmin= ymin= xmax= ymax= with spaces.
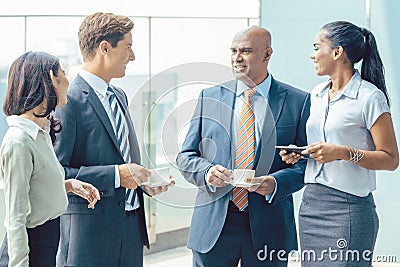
xmin=114 ymin=165 xmax=120 ymax=188
xmin=265 ymin=176 xmax=277 ymax=203
xmin=204 ymin=165 xmax=216 ymax=192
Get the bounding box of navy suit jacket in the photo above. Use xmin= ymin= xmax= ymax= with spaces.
xmin=54 ymin=75 xmax=149 ymax=266
xmin=177 ymin=77 xmax=310 ymax=257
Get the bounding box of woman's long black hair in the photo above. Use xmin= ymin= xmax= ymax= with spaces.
xmin=321 ymin=21 xmax=389 ymax=105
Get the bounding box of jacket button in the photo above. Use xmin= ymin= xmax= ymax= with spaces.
xmin=118 ymin=200 xmax=124 ymax=207
xmin=100 ymin=190 xmax=108 ymax=196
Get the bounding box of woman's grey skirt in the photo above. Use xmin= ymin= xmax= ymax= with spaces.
xmin=299 ymin=183 xmax=379 ymax=267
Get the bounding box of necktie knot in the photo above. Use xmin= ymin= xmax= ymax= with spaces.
xmin=107 ymin=87 xmax=117 ymax=109
xmin=244 ymin=88 xmax=256 ymax=99
xmin=107 ymin=86 xmax=115 ymax=98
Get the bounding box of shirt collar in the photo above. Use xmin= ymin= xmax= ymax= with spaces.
xmin=236 ymin=72 xmax=272 ymax=99
xmin=314 ymin=70 xmax=361 ymax=99
xmin=79 ymin=69 xmax=109 ymax=97
xmin=6 ymin=115 xmax=50 ymax=140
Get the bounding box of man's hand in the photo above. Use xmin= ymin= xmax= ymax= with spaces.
xmin=206 ymin=165 xmax=233 ymax=187
xmin=279 ymin=150 xmax=303 ymax=165
xmin=142 ymin=175 xmax=175 ymax=196
xmin=246 ymin=175 xmax=276 ymax=196
xmin=119 ymin=163 xmax=151 ymax=189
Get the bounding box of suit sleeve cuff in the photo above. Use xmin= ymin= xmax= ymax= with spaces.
xmin=265 ymin=176 xmax=277 ymax=203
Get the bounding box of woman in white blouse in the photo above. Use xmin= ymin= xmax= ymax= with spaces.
xmin=281 ymin=21 xmax=398 ymax=266
xmin=0 ymin=52 xmax=100 ymax=267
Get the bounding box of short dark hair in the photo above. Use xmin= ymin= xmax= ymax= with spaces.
xmin=3 ymin=51 xmax=62 ymax=142
xmin=78 ymin=12 xmax=134 ymax=61
xmin=321 ymin=21 xmax=389 ymax=105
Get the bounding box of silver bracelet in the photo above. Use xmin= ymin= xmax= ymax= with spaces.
xmin=348 ymin=147 xmax=365 ymax=163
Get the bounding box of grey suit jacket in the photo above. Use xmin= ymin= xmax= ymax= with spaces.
xmin=177 ymin=78 xmax=310 ymax=261
xmin=54 ymin=74 xmax=149 ymax=266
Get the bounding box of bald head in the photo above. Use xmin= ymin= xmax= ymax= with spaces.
xmin=230 ymin=26 xmax=273 ymax=86
xmin=234 ymin=26 xmax=272 ymax=48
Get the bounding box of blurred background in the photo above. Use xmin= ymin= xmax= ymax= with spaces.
xmin=0 ymin=0 xmax=399 ymax=263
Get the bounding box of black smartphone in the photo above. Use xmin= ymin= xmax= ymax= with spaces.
xmin=275 ymin=145 xmax=308 ymax=154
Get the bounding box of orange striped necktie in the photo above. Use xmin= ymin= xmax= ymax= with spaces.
xmin=232 ymin=88 xmax=256 ymax=211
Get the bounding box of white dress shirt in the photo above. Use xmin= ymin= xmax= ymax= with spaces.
xmin=304 ymin=70 xmax=390 ymax=197
xmin=79 ymin=69 xmax=139 ymax=210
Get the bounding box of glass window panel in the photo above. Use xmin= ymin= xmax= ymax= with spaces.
xmin=25 ymin=16 xmax=150 ymax=115
xmin=261 ymin=0 xmax=367 ymax=91
xmin=147 ymin=18 xmax=250 ymax=233
xmin=0 ymin=17 xmax=25 ymax=170
xmin=0 ymin=0 xmax=259 ymax=18
xmin=26 ymin=16 xmax=83 ymax=74
xmin=0 ymin=13 xmax=260 ymax=239
xmin=249 ymin=18 xmax=260 ymax=26
xmin=150 ymin=18 xmax=248 ymax=72
xmin=0 ymin=17 xmax=25 ymax=239
xmin=0 ymin=17 xmax=25 ymax=80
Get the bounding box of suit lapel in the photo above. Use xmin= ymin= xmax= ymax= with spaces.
xmin=219 ymin=80 xmax=237 ymax=170
xmin=254 ymin=78 xmax=287 ymax=173
xmin=268 ymin=78 xmax=287 ymax=125
xmin=76 ymin=75 xmax=120 ymax=153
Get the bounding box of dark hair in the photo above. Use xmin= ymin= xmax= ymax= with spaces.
xmin=3 ymin=51 xmax=62 ymax=143
xmin=321 ymin=21 xmax=389 ymax=105
xmin=78 ymin=12 xmax=134 ymax=61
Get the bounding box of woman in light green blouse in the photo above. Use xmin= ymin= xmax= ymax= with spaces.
xmin=0 ymin=52 xmax=100 ymax=267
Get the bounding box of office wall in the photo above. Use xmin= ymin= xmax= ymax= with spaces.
xmin=369 ymin=0 xmax=400 ymax=259
xmin=261 ymin=0 xmax=400 ymax=260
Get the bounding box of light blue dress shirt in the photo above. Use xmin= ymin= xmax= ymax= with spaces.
xmin=234 ymin=75 xmax=276 ymax=202
xmin=79 ymin=69 xmax=139 ymax=210
xmin=304 ymin=70 xmax=390 ymax=197
xmin=206 ymin=74 xmax=277 ymax=202
xmin=234 ymin=77 xmax=270 ymax=148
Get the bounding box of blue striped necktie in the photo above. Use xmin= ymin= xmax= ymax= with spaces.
xmin=107 ymin=86 xmax=136 ymax=206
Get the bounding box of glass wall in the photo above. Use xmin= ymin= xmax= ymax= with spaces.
xmin=111 ymin=17 xmax=256 ymax=241
xmin=2 ymin=1 xmax=398 ymax=261
xmin=0 ymin=17 xmax=26 ymax=239
xmin=0 ymin=10 xmax=259 ymax=243
xmin=261 ymin=0 xmax=400 ymax=260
